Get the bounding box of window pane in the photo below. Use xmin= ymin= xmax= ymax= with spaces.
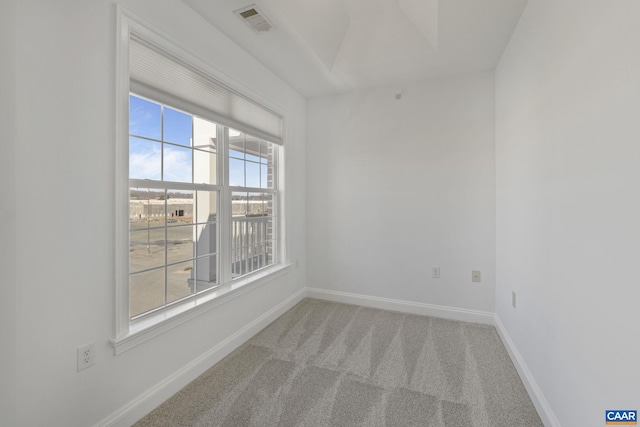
xmin=195 ymin=255 xmax=217 ymax=292
xmin=260 ymin=140 xmax=269 ymax=164
xmin=129 ymin=189 xmax=148 ymax=225
xmin=246 ymin=240 xmax=260 ymax=275
xmin=130 ymin=188 xmax=166 ymax=227
xmin=129 ymin=95 xmax=161 ymax=140
xmin=261 ymin=164 xmax=268 ymax=189
xmin=167 ymin=260 xmax=194 ymax=304
xmin=196 ymin=190 xmax=217 ymax=224
xmin=166 ymin=190 xmax=194 ymax=225
xmin=129 ymin=137 xmax=161 ymax=180
xmin=130 ymin=228 xmax=165 ymax=273
xmin=246 ymin=161 xmax=260 ymax=188
xmin=254 ymin=243 xmax=266 ymax=270
xmin=232 ymin=192 xmax=248 ymax=217
xmin=193 ymin=117 xmax=217 ymax=152
xmin=267 ymin=240 xmax=276 ymax=264
xmin=167 ymin=225 xmax=195 ymax=265
xmin=229 ymin=129 xmax=244 ymax=156
xmin=248 ymin=192 xmax=265 ymax=216
xmin=194 ymin=149 xmax=217 ymax=185
xmin=229 ymin=158 xmax=245 ymax=187
xmin=196 ymin=223 xmax=217 ymax=257
xmin=266 ymin=215 xmax=275 ymax=232
xmin=245 ymin=149 xmax=260 ymax=163
xmin=130 ymin=267 xmax=165 ymax=317
xmin=264 ymin=193 xmax=275 ymax=216
xmin=163 ymin=107 xmax=192 ymax=147
xmin=231 ymin=244 xmax=241 ymax=278
xmin=164 ymin=144 xmax=192 ymax=183
xmin=244 ymin=134 xmax=260 ymax=161
xmin=229 ymin=149 xmax=244 ymax=160
xmin=231 ymin=194 xmax=274 ymax=278
xmin=239 ymin=247 xmax=247 ymax=276
xmin=245 ymin=152 xmax=260 ymax=163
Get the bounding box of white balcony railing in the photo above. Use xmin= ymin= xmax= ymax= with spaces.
xmin=231 ymin=214 xmax=274 ymax=278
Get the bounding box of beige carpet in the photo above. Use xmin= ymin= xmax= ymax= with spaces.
xmin=134 ymin=299 xmax=543 ymax=426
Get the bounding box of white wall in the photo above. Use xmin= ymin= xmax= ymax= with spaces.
xmin=11 ymin=1 xmax=305 ymax=426
xmin=0 ymin=1 xmax=17 ymax=426
xmin=307 ymin=73 xmax=496 ymax=313
xmin=496 ymin=1 xmax=640 ymax=425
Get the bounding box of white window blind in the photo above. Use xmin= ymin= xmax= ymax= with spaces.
xmin=129 ymin=37 xmax=283 ymax=144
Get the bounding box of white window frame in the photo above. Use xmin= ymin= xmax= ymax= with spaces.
xmin=113 ymin=7 xmax=289 ymax=354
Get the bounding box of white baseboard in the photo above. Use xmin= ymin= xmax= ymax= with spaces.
xmin=306 ymin=287 xmax=494 ymax=325
xmin=494 ymin=314 xmax=561 ymax=427
xmin=96 ymin=287 xmax=557 ymax=427
xmin=96 ymin=287 xmax=307 ymax=427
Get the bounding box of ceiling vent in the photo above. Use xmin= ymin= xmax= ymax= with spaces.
xmin=234 ymin=5 xmax=275 ymax=33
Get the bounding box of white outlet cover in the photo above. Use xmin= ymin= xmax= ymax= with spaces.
xmin=472 ymin=270 xmax=481 ymax=282
xmin=77 ymin=342 xmax=96 ymax=372
xmin=432 ymin=267 xmax=440 ymax=278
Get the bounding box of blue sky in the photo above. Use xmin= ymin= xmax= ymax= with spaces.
xmin=129 ymin=94 xmax=268 ymax=188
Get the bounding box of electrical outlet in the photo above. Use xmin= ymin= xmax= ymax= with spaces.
xmin=77 ymin=342 xmax=96 ymax=372
xmin=512 ymin=291 xmax=517 ymax=309
xmin=432 ymin=267 xmax=440 ymax=278
xmin=472 ymin=270 xmax=481 ymax=283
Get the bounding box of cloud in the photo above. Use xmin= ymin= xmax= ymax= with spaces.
xmin=130 ymin=139 xmax=161 ymax=180
xmin=129 ymin=137 xmax=194 ymax=184
xmin=163 ymin=146 xmax=192 ymax=183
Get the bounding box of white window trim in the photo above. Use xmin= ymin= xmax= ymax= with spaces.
xmin=113 ymin=6 xmax=290 ymax=354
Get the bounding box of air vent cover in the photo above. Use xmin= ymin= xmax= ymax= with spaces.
xmin=234 ymin=5 xmax=275 ymax=33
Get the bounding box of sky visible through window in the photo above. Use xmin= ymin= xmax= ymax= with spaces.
xmin=129 ymin=95 xmax=196 ymax=183
xmin=129 ymin=94 xmax=268 ymax=188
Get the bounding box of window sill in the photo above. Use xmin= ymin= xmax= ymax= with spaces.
xmin=111 ymin=263 xmax=292 ymax=355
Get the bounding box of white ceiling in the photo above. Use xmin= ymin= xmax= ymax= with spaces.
xmin=183 ymin=0 xmax=529 ymax=98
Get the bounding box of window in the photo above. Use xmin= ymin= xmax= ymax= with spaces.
xmin=128 ymin=95 xmax=222 ymax=318
xmin=115 ymin=10 xmax=285 ymax=346
xmin=228 ymin=130 xmax=277 ymax=279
